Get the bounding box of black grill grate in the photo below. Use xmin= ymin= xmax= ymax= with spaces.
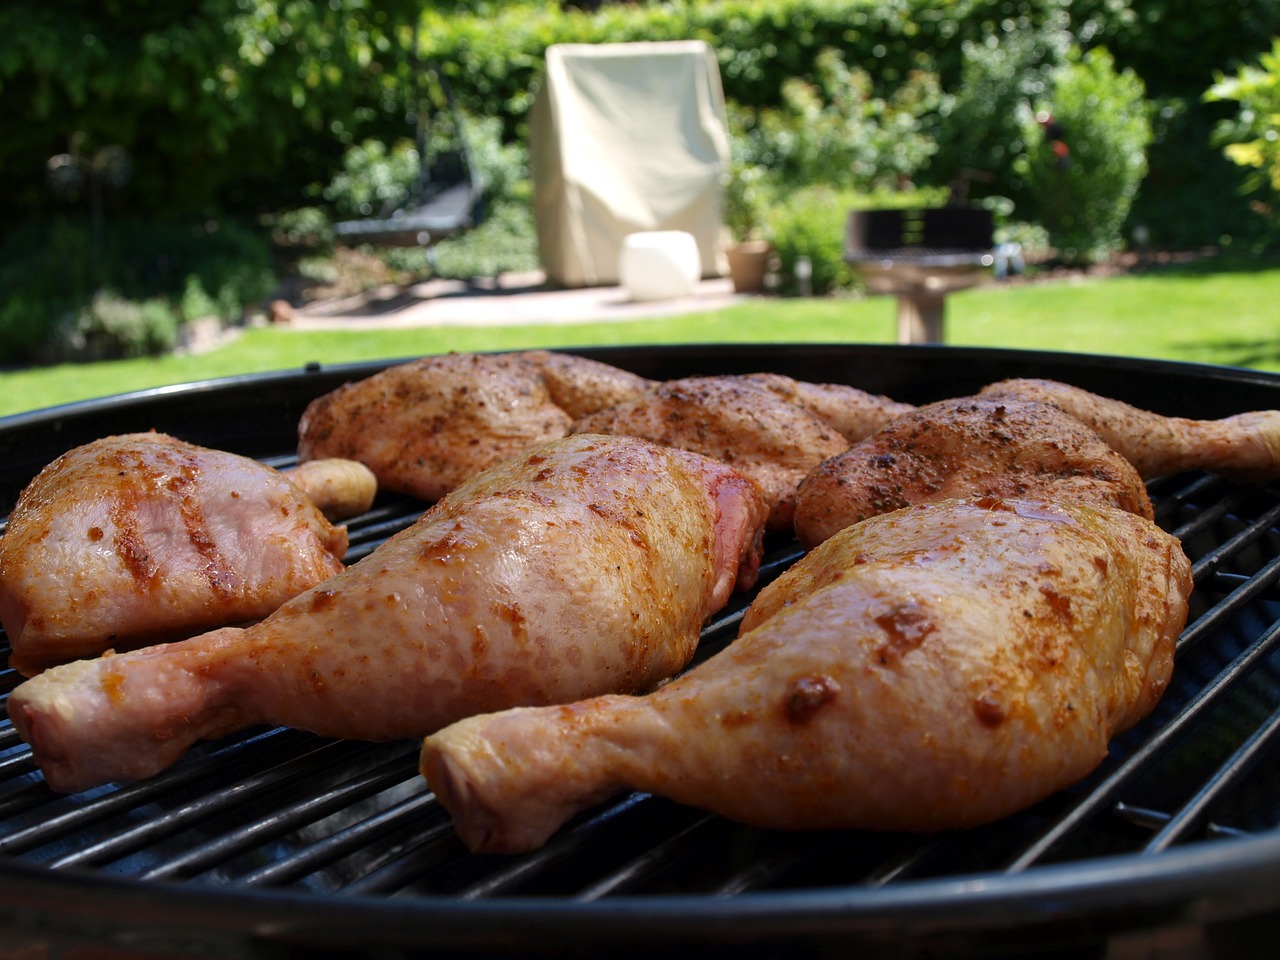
xmin=3 ymin=345 xmax=1280 ymax=957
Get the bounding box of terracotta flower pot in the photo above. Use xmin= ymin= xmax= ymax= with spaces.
xmin=725 ymin=240 xmax=771 ymax=293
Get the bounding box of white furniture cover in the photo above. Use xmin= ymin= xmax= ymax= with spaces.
xmin=529 ymin=40 xmax=731 ymax=288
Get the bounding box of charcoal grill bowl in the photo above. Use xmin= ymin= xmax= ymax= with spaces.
xmin=2 ymin=343 xmax=1280 ymax=958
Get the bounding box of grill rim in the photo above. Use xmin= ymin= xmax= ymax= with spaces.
xmin=4 ymin=342 xmax=1280 ymax=954
xmin=0 ymin=831 xmax=1278 ymax=952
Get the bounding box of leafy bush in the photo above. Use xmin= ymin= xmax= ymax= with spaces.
xmin=0 ymin=217 xmax=275 ymax=364
xmin=1013 ymin=47 xmax=1151 ymax=263
xmin=53 ymin=291 xmax=180 ymax=361
xmin=735 ymin=50 xmax=944 ymax=196
xmin=930 ymin=21 xmax=1071 ymax=205
xmin=766 ymin=186 xmax=948 ymax=296
xmin=1206 ymin=39 xmax=1280 ymax=198
xmin=323 ymin=140 xmax=423 ymax=221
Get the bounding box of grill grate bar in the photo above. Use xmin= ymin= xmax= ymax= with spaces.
xmin=1167 ymin=489 xmax=1256 ymax=546
xmin=333 ymin=821 xmax=462 ymax=897
xmin=142 ymin=749 xmax=421 ymax=882
xmin=0 ymin=728 xmax=305 ymax=856
xmin=1005 ymin=610 xmax=1280 ymax=872
xmin=1150 ymin=474 xmax=1228 ymax=525
xmin=45 ymin=739 xmax=379 ymax=870
xmin=237 ymin=789 xmax=438 ymax=888
xmin=571 ymin=811 xmax=718 ymax=900
xmin=456 ymin=794 xmax=654 ymax=900
xmin=1142 ymin=702 xmax=1280 ymax=854
xmin=1115 ymin=802 xmax=1252 ymax=841
xmin=1177 ymin=552 xmax=1280 ymax=654
xmin=1183 ymin=498 xmax=1280 ymax=587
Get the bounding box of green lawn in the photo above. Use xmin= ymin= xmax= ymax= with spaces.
xmin=4 ymin=256 xmax=1280 ymax=419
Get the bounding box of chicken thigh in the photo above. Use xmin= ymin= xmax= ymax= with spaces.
xmin=422 ymin=497 xmax=1192 ymax=854
xmin=8 ymin=434 xmax=768 ymax=793
xmin=794 ymin=396 xmax=1153 ymax=548
xmin=0 ymin=433 xmax=350 ymax=676
xmin=521 ymin=349 xmax=655 ymax=419
xmin=296 ymin=351 xmax=654 ymax=502
xmin=297 ymin=352 xmax=572 ymax=502
xmin=572 ymin=376 xmax=850 ymax=530
xmin=979 ymin=378 xmax=1280 ymax=481
xmin=733 ymin=372 xmax=915 ymax=442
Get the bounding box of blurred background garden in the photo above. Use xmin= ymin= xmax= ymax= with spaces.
xmin=3 ymin=0 xmax=1280 ymax=414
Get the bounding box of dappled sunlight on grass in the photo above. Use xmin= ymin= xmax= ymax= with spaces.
xmin=3 ymin=256 xmax=1280 ymax=418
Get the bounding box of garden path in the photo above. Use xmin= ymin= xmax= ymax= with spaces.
xmin=286 ymin=270 xmax=744 ymax=331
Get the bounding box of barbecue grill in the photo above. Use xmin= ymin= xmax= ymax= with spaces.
xmin=2 ymin=343 xmax=1280 ymax=958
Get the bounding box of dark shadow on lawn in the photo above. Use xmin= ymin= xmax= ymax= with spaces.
xmin=1169 ymin=337 xmax=1280 ymax=370
xmin=1132 ymin=252 xmax=1280 ymax=279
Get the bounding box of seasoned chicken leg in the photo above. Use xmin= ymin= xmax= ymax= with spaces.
xmin=8 ymin=435 xmax=767 ymax=793
xmin=296 ymin=351 xmax=654 ymax=502
xmin=422 ymin=497 xmax=1191 ymax=853
xmin=794 ymin=396 xmax=1152 ymax=548
xmin=733 ymin=372 xmax=915 ymax=442
xmin=572 ymin=376 xmax=850 ymax=530
xmin=979 ymin=378 xmax=1280 ymax=481
xmin=0 ymin=433 xmax=349 ymax=676
xmin=297 ymin=352 xmax=572 ymax=502
xmin=522 ymin=350 xmax=655 ymax=419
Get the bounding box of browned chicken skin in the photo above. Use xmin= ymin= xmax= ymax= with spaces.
xmin=0 ymin=433 xmax=350 ymax=676
xmin=8 ymin=435 xmax=767 ymax=793
xmin=572 ymin=376 xmax=851 ymax=530
xmin=794 ymin=396 xmax=1153 ymax=548
xmin=524 ymin=349 xmax=655 ymax=419
xmin=980 ymin=378 xmax=1280 ymax=481
xmin=733 ymin=372 xmax=916 ymax=442
xmin=422 ymin=497 xmax=1192 ymax=854
xmin=297 ymin=351 xmax=655 ymax=502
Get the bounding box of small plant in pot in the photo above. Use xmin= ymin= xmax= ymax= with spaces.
xmin=723 ymin=161 xmax=772 ymax=293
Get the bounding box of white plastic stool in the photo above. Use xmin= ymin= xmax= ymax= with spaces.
xmin=618 ymin=231 xmax=701 ymax=301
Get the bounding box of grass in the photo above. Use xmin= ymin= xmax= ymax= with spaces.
xmin=3 ymin=255 xmax=1280 ymax=418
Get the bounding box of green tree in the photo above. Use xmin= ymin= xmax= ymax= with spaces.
xmin=0 ymin=0 xmax=422 ymax=224
xmin=1206 ymin=38 xmax=1280 ymax=200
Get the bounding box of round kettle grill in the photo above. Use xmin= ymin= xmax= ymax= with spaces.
xmin=0 ymin=343 xmax=1279 ymax=958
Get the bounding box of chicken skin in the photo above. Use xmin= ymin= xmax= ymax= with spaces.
xmin=523 ymin=349 xmax=655 ymax=419
xmin=8 ymin=435 xmax=768 ymax=793
xmin=422 ymin=497 xmax=1192 ymax=854
xmin=0 ymin=433 xmax=349 ymax=676
xmin=979 ymin=378 xmax=1280 ymax=481
xmin=794 ymin=396 xmax=1153 ymax=548
xmin=296 ymin=351 xmax=654 ymax=502
xmin=733 ymin=372 xmax=915 ymax=442
xmin=572 ymin=376 xmax=851 ymax=530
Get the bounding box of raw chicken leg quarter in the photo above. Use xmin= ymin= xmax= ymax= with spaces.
xmin=7 ymin=434 xmax=768 ymax=793
xmin=422 ymin=497 xmax=1192 ymax=854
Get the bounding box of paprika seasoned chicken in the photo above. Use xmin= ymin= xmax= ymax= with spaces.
xmin=572 ymin=376 xmax=852 ymax=530
xmin=979 ymin=378 xmax=1280 ymax=481
xmin=8 ymin=435 xmax=768 ymax=793
xmin=732 ymin=372 xmax=915 ymax=442
xmin=296 ymin=351 xmax=653 ymax=502
xmin=794 ymin=396 xmax=1152 ymax=548
xmin=422 ymin=497 xmax=1192 ymax=854
xmin=0 ymin=433 xmax=353 ymax=676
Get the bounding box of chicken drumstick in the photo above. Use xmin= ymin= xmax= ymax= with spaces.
xmin=422 ymin=497 xmax=1192 ymax=853
xmin=980 ymin=378 xmax=1280 ymax=481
